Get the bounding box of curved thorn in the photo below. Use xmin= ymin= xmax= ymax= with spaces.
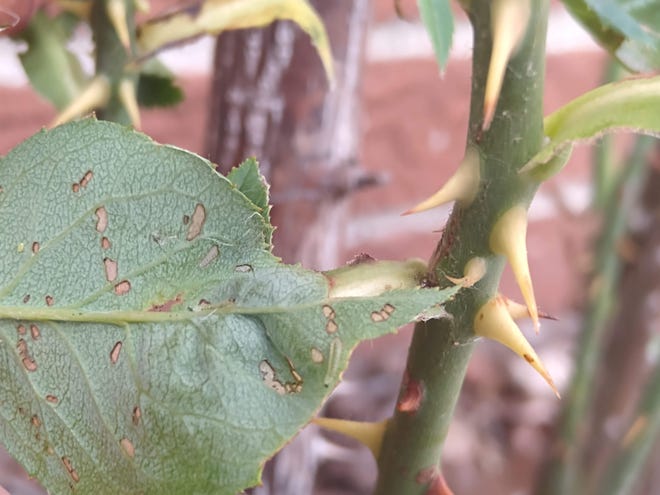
xmin=490 ymin=205 xmax=539 ymax=332
xmin=446 ymin=257 xmax=487 ymax=288
xmin=474 ymin=296 xmax=559 ymax=397
xmin=107 ymin=0 xmax=131 ymax=49
xmin=403 ymin=147 xmax=481 ymax=215
xmin=50 ymin=76 xmax=111 ymax=128
xmin=503 ymin=295 xmax=557 ymax=321
xmin=118 ymin=77 xmax=141 ymax=129
xmin=312 ymin=417 xmax=388 ymax=459
xmin=135 ymin=0 xmax=150 ymax=13
xmin=483 ymin=0 xmax=531 ymax=130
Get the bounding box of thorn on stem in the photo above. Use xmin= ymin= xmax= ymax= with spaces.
xmin=474 ymin=295 xmax=559 ymax=397
xmin=490 ymin=205 xmax=540 ymax=332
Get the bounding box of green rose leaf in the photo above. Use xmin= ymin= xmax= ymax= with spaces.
xmin=521 ymin=75 xmax=660 ymax=179
xmin=562 ymin=0 xmax=660 ymax=71
xmin=17 ymin=11 xmax=87 ymax=110
xmin=418 ymin=0 xmax=454 ymax=72
xmin=0 ymin=120 xmax=457 ymax=494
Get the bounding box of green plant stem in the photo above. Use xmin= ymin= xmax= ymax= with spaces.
xmin=374 ymin=2 xmax=549 ymax=493
xmin=599 ymin=363 xmax=660 ymax=495
xmin=535 ymin=136 xmax=654 ymax=495
xmin=91 ymin=0 xmax=136 ymax=124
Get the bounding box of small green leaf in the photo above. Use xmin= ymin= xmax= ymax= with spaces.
xmin=16 ymin=11 xmax=87 ymax=110
xmin=521 ymin=75 xmax=660 ymax=177
xmin=136 ymin=74 xmax=183 ymax=108
xmin=137 ymin=0 xmax=334 ymax=85
xmin=227 ymin=159 xmax=272 ymax=245
xmin=136 ymin=58 xmax=184 ymax=108
xmin=417 ymin=0 xmax=454 ymax=72
xmin=562 ymin=0 xmax=660 ymax=71
xmin=0 ymin=120 xmax=457 ymax=494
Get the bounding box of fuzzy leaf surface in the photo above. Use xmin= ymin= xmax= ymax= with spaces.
xmin=521 ymin=75 xmax=660 ymax=178
xmin=0 ymin=120 xmax=455 ymax=495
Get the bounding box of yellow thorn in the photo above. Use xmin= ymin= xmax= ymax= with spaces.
xmin=50 ymin=76 xmax=111 ymax=128
xmin=403 ymin=147 xmax=481 ymax=215
xmin=446 ymin=257 xmax=487 ymax=288
xmin=483 ymin=0 xmax=531 ymax=130
xmin=312 ymin=417 xmax=388 ymax=459
xmin=107 ymin=0 xmax=131 ymax=49
xmin=55 ymin=0 xmax=92 ymax=19
xmin=474 ymin=296 xmax=559 ymax=397
xmin=490 ymin=205 xmax=539 ymax=332
xmin=135 ymin=0 xmax=150 ymax=13
xmin=118 ymin=77 xmax=141 ymax=129
xmin=502 ymin=294 xmax=557 ymax=321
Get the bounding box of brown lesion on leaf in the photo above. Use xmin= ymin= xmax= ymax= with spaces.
xmin=370 ymin=303 xmax=395 ymax=322
xmin=325 ymin=320 xmax=338 ymax=334
xmin=182 ymin=214 xmax=190 ymax=225
xmin=185 ymin=203 xmax=206 ymax=241
xmin=258 ymin=358 xmax=303 ymax=395
xmin=322 ymin=305 xmax=338 ymax=334
xmin=322 ymin=305 xmax=336 ymax=319
xmin=148 ymin=294 xmax=183 ymax=312
xmin=31 ymin=242 xmax=40 ymax=254
xmin=31 ymin=414 xmax=41 ymax=429
xmin=110 ymin=341 xmax=122 ymax=364
xmin=101 ymin=236 xmax=111 ymax=250
xmin=61 ymin=456 xmax=80 ymax=483
xmin=114 ymin=280 xmax=131 ymax=296
xmin=45 ymin=395 xmax=58 ymax=404
xmin=103 ymin=258 xmax=118 ymax=282
xmin=79 ymin=170 xmax=93 ymax=188
xmin=95 ymin=206 xmax=108 ymax=233
xmin=199 ymin=245 xmax=220 ymax=268
xmin=119 ymin=437 xmax=135 ymax=458
xmin=17 ymin=338 xmax=37 ymax=372
xmin=72 ymin=170 xmax=93 ymax=193
xmin=311 ymin=347 xmax=324 ymax=363
xmin=16 ymin=324 xmax=26 ymax=336
xmin=22 ymin=294 xmax=30 ymax=304
xmin=259 ymin=360 xmax=286 ymax=395
xmin=235 ymin=264 xmax=253 ymax=273
xmin=132 ymin=406 xmax=141 ymax=426
xmin=30 ymin=324 xmax=40 ymax=341
xmin=284 ymin=356 xmax=303 ymax=394
xmin=45 ymin=295 xmax=54 ymax=306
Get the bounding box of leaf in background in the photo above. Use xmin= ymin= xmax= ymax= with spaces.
xmin=136 ymin=57 xmax=184 ymax=108
xmin=136 ymin=74 xmax=183 ymax=108
xmin=0 ymin=120 xmax=457 ymax=495
xmin=227 ymin=158 xmax=272 ymax=245
xmin=417 ymin=0 xmax=454 ymax=72
xmin=17 ymin=10 xmax=87 ymax=110
xmin=137 ymin=0 xmax=335 ymax=85
xmin=521 ymin=75 xmax=660 ymax=178
xmin=562 ymin=0 xmax=660 ymax=71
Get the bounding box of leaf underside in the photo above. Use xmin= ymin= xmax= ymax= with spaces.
xmin=0 ymin=120 xmax=456 ymax=494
